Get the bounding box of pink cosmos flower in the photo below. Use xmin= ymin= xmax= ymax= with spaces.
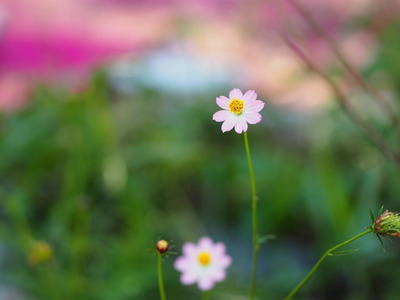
xmin=213 ymin=88 xmax=265 ymax=133
xmin=174 ymin=237 xmax=232 ymax=291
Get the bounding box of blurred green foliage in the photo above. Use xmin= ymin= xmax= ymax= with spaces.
xmin=1 ymin=22 xmax=400 ymax=300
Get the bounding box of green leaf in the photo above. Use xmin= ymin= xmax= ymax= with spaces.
xmin=328 ymin=249 xmax=359 ymax=256
xmin=379 ymin=205 xmax=385 ymax=215
xmin=376 ymin=234 xmax=386 ymax=252
xmin=369 ymin=208 xmax=375 ymax=224
xmin=258 ymin=234 xmax=276 ymax=245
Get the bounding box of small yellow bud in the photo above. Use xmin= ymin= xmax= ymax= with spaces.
xmin=156 ymin=240 xmax=169 ymax=254
xmin=28 ymin=241 xmax=52 ymax=266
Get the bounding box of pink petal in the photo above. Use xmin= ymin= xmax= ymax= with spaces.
xmin=229 ymin=88 xmax=243 ymax=100
xmin=246 ymin=100 xmax=265 ymax=113
xmin=213 ymin=110 xmax=231 ymax=122
xmin=219 ymin=255 xmax=232 ymax=268
xmin=198 ymin=278 xmax=215 ymax=291
xmin=234 ymin=116 xmax=248 ymax=134
xmin=216 ymin=96 xmax=230 ymax=109
xmin=174 ymin=257 xmax=189 ymax=271
xmin=181 ymin=271 xmax=198 ymax=285
xmin=243 ymin=112 xmax=262 ymax=124
xmin=221 ymin=115 xmax=237 ymax=133
xmin=182 ymin=243 xmax=197 ymax=256
xmin=243 ymin=90 xmax=257 ymax=104
xmin=213 ymin=242 xmax=226 ymax=254
xmin=198 ymin=237 xmax=213 ymax=250
xmin=210 ymin=269 xmax=226 ymax=282
xmin=213 ymin=252 xmax=232 ymax=268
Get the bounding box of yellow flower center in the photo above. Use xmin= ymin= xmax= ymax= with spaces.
xmin=229 ymin=98 xmax=244 ymax=115
xmin=198 ymin=252 xmax=211 ymax=266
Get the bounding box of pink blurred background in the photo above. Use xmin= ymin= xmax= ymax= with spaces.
xmin=0 ymin=0 xmax=398 ymax=111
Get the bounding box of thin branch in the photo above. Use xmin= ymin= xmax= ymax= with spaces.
xmin=287 ymin=0 xmax=399 ymax=125
xmin=283 ymin=35 xmax=400 ymax=166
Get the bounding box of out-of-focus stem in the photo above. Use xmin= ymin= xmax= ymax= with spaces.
xmin=287 ymin=0 xmax=398 ymax=125
xmin=283 ymin=35 xmax=400 ymax=166
xmin=201 ymin=291 xmax=211 ymax=300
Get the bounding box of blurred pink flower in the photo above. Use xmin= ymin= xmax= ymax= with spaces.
xmin=0 ymin=0 xmax=391 ymax=112
xmin=174 ymin=237 xmax=232 ymax=291
xmin=0 ymin=0 xmax=175 ymax=110
xmin=184 ymin=0 xmax=384 ymax=110
xmin=213 ymin=88 xmax=265 ymax=134
xmin=0 ymin=74 xmax=31 ymax=111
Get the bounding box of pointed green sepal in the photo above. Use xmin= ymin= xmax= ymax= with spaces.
xmin=369 ymin=208 xmax=375 ymax=224
xmin=328 ymin=249 xmax=359 ymax=256
xmin=376 ymin=234 xmax=385 ymax=252
xmin=258 ymin=234 xmax=276 ymax=245
xmin=379 ymin=205 xmax=385 ymax=215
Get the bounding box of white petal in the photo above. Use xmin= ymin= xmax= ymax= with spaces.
xmin=229 ymin=88 xmax=243 ymax=100
xmin=210 ymin=269 xmax=226 ymax=282
xmin=234 ymin=116 xmax=248 ymax=134
xmin=243 ymin=90 xmax=257 ymax=104
xmin=213 ymin=242 xmax=226 ymax=254
xmin=216 ymin=96 xmax=230 ymax=109
xmin=243 ymin=112 xmax=262 ymax=124
xmin=198 ymin=278 xmax=215 ymax=291
xmin=174 ymin=257 xmax=189 ymax=271
xmin=183 ymin=243 xmax=197 ymax=257
xmin=221 ymin=115 xmax=237 ymax=132
xmin=181 ymin=271 xmax=198 ymax=285
xmin=213 ymin=110 xmax=231 ymax=122
xmin=198 ymin=237 xmax=214 ymax=250
xmin=219 ymin=255 xmax=232 ymax=268
xmin=245 ymin=100 xmax=265 ymax=113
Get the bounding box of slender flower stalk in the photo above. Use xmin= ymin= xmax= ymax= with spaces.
xmin=282 ymin=35 xmax=400 ymax=166
xmin=212 ymin=89 xmax=265 ymax=299
xmin=156 ymin=240 xmax=169 ymax=300
xmin=201 ymin=291 xmax=211 ymax=300
xmin=284 ymin=229 xmax=372 ymax=300
xmin=286 ymin=0 xmax=398 ymax=125
xmin=244 ymin=131 xmax=259 ymax=300
xmin=157 ymin=253 xmax=167 ymax=300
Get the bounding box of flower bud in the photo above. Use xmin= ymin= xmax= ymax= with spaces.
xmin=156 ymin=240 xmax=169 ymax=254
xmin=373 ymin=210 xmax=400 ymax=237
xmin=28 ymin=241 xmax=53 ymax=266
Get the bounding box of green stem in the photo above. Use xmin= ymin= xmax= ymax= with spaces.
xmin=201 ymin=290 xmax=211 ymax=300
xmin=157 ymin=254 xmax=167 ymax=300
xmin=244 ymin=131 xmax=259 ymax=300
xmin=284 ymin=229 xmax=373 ymax=300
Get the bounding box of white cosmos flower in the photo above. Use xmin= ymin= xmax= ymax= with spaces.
xmin=174 ymin=237 xmax=232 ymax=291
xmin=213 ymin=88 xmax=265 ymax=134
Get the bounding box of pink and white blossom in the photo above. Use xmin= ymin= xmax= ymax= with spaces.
xmin=213 ymin=88 xmax=265 ymax=133
xmin=174 ymin=237 xmax=232 ymax=291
